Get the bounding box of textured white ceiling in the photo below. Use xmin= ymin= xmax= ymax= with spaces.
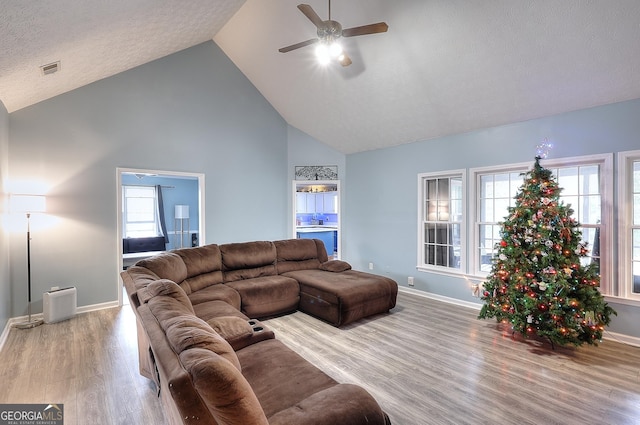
xmin=0 ymin=0 xmax=246 ymax=112
xmin=2 ymin=0 xmax=640 ymax=154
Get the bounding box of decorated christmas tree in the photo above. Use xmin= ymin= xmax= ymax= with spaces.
xmin=478 ymin=156 xmax=615 ymax=347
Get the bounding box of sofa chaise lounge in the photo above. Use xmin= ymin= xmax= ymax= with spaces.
xmin=121 ymin=238 xmax=398 ymax=425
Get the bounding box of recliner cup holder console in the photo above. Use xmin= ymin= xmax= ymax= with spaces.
xmin=248 ymin=319 xmax=263 ymax=333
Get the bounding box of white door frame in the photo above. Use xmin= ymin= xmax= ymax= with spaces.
xmin=116 ymin=167 xmax=205 ymax=306
xmin=292 ymin=180 xmax=341 ymax=259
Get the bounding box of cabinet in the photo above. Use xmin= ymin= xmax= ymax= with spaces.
xmin=297 ymin=230 xmax=335 ymax=253
xmin=314 ymin=194 xmax=324 ymax=213
xmin=296 ymin=193 xmax=311 ymax=213
xmin=322 ymin=192 xmax=338 ymax=213
xmin=305 ymin=193 xmax=316 ymax=213
xmin=296 ymin=192 xmax=338 ymax=214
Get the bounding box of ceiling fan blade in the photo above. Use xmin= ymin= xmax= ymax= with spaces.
xmin=338 ymin=52 xmax=352 ymax=67
xmin=279 ymin=38 xmax=318 ymax=53
xmin=342 ymin=22 xmax=388 ymax=37
xmin=297 ymin=4 xmax=324 ymax=28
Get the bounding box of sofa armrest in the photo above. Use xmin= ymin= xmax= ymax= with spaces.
xmin=137 ymin=304 xmax=215 ymax=425
xmin=206 ymin=316 xmax=275 ymax=351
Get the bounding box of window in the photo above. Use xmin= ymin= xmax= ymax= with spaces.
xmin=548 ymin=163 xmax=602 ymax=268
xmin=418 ymin=171 xmax=465 ymax=272
xmin=471 ymin=155 xmax=612 ymax=294
xmin=122 ymin=185 xmax=161 ymax=238
xmin=618 ymin=150 xmax=640 ymax=300
xmin=472 ymin=166 xmax=527 ymax=274
xmin=543 ymin=157 xmax=612 ymax=296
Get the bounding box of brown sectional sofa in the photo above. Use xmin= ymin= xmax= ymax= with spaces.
xmin=121 ymin=238 xmax=398 ymax=425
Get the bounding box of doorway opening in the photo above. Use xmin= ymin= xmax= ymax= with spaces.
xmin=293 ymin=180 xmax=340 ymax=259
xmin=117 ymin=167 xmax=205 ymax=306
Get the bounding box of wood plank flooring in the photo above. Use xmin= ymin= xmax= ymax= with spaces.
xmin=0 ymin=305 xmax=167 ymax=425
xmin=1 ymin=290 xmax=639 ymax=424
xmin=265 ymin=292 xmax=640 ymax=425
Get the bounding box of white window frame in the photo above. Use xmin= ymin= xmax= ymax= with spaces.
xmin=417 ymin=169 xmax=466 ymax=275
xmin=617 ymin=150 xmax=640 ymax=301
xmin=469 ymin=154 xmax=613 ymax=295
xmin=122 ymin=185 xmax=161 ymax=238
xmin=469 ymin=161 xmax=530 ymax=276
xmin=540 ymin=154 xmax=613 ymax=296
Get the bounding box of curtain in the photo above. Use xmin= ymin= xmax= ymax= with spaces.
xmin=156 ymin=185 xmax=169 ymax=243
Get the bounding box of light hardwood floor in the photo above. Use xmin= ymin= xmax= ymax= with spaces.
xmin=1 ymin=290 xmax=639 ymax=425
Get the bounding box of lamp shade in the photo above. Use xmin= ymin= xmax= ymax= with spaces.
xmin=175 ymin=205 xmax=189 ymax=219
xmin=9 ymin=194 xmax=46 ymax=213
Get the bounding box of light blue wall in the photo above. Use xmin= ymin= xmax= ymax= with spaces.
xmin=345 ymin=98 xmax=640 ymax=338
xmin=5 ymin=34 xmax=639 ymax=342
xmin=7 ymin=41 xmax=289 ymax=315
xmin=0 ymin=101 xmax=9 ymax=331
xmin=121 ymin=174 xmax=200 ymax=250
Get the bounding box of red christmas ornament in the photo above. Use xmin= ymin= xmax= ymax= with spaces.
xmin=500 ymin=240 xmax=507 ymax=247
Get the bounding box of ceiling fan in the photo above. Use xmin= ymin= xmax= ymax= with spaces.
xmin=279 ymin=1 xmax=388 ymax=67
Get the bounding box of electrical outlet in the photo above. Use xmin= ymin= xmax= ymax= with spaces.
xmin=408 ymin=276 xmax=414 ymax=286
xmin=368 ymin=262 xmax=374 ymax=270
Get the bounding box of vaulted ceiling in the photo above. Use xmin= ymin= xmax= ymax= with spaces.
xmin=2 ymin=0 xmax=640 ymax=154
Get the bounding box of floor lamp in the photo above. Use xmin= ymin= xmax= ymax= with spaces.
xmin=174 ymin=205 xmax=189 ymax=248
xmin=10 ymin=194 xmax=47 ymax=329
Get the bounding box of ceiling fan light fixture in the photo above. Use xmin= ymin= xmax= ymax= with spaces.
xmin=328 ymin=41 xmax=342 ymax=58
xmin=315 ymin=43 xmax=331 ymax=65
xmin=315 ymin=40 xmax=342 ymax=65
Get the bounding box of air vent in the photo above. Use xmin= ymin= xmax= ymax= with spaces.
xmin=40 ymin=61 xmax=60 ymax=76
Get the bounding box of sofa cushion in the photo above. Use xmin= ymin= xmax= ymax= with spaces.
xmin=192 ymin=299 xmax=248 ymax=323
xmin=179 ymin=348 xmax=269 ymax=425
xmin=220 ymin=241 xmax=277 ymax=282
xmin=237 ymin=339 xmax=337 ymax=418
xmin=163 ymin=315 xmax=241 ymax=371
xmin=274 ymin=239 xmax=327 ymax=274
xmin=188 ymin=283 xmax=241 ymax=309
xmin=268 ymin=384 xmax=390 ymax=425
xmin=175 ymin=244 xmax=224 ymax=292
xmin=282 ymin=269 xmax=398 ymax=326
xmin=136 ymin=252 xmax=188 ymax=289
xmin=285 ymin=269 xmax=396 ymax=308
xmin=224 ymin=275 xmax=300 ymax=318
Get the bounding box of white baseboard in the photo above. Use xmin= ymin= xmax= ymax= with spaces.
xmin=398 ymin=286 xmax=640 ymax=347
xmin=77 ymin=300 xmax=119 ymax=314
xmin=0 ymin=318 xmax=16 ymax=353
xmin=399 ymin=286 xmax=482 ymax=311
xmin=604 ymin=331 xmax=640 ymax=347
xmin=0 ymin=300 xmax=120 ymax=353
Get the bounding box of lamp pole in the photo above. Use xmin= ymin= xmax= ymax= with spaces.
xmin=15 ymin=211 xmax=43 ymax=329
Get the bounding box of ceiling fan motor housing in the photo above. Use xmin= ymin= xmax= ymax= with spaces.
xmin=318 ymin=20 xmax=342 ymax=42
